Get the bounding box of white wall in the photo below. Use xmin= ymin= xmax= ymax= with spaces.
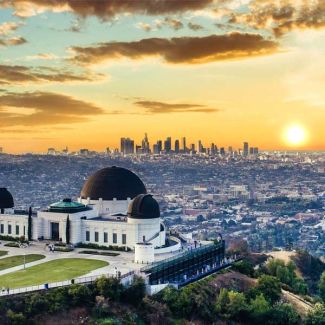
xmin=0 ymin=214 xmax=28 ymax=238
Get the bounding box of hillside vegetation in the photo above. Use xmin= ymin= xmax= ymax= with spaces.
xmin=0 ymin=250 xmax=325 ymax=325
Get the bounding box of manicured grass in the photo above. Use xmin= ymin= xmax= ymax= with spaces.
xmin=0 ymin=254 xmax=45 ymax=271
xmin=0 ymin=250 xmax=8 ymax=257
xmin=0 ymin=258 xmax=108 ymax=288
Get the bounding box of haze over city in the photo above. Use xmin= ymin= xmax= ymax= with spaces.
xmin=0 ymin=0 xmax=324 ymax=152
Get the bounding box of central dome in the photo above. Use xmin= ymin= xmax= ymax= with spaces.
xmin=81 ymin=166 xmax=147 ymax=201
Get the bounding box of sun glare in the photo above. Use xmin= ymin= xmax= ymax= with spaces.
xmin=285 ymin=125 xmax=307 ymax=146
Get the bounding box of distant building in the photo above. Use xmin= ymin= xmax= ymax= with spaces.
xmin=198 ymin=140 xmax=204 ymax=153
xmin=47 ymin=148 xmax=56 ymax=155
xmin=79 ymin=148 xmax=89 ymax=155
xmin=182 ymin=137 xmax=187 ymax=152
xmin=164 ymin=137 xmax=172 ymax=153
xmin=175 ymin=139 xmax=180 ymax=153
xmin=243 ymin=142 xmax=249 ymax=156
xmin=120 ymin=137 xmax=134 ymax=155
xmin=141 ymin=133 xmax=150 ymax=154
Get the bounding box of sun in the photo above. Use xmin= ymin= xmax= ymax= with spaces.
xmin=285 ymin=124 xmax=307 ymax=146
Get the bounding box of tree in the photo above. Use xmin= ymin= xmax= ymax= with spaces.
xmin=65 ymin=215 xmax=70 ymax=244
xmin=227 ymin=291 xmax=248 ymax=319
xmin=232 ymin=260 xmax=255 ymax=277
xmin=256 ymin=275 xmax=282 ymax=304
xmin=305 ymin=303 xmax=325 ymax=325
xmin=319 ymin=272 xmax=325 ymax=302
xmin=27 ymin=206 xmax=32 ymax=241
xmin=249 ymin=293 xmax=271 ymax=324
xmin=215 ymin=288 xmax=230 ymax=315
xmin=6 ymin=310 xmax=26 ymax=325
xmin=270 ymin=303 xmax=300 ymax=325
xmin=68 ymin=284 xmax=92 ymax=306
xmin=95 ymin=276 xmax=123 ymax=301
xmin=216 ymin=289 xmax=248 ymax=319
xmin=122 ymin=276 xmax=146 ymax=306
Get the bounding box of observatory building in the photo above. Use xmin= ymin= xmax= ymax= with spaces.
xmin=0 ymin=167 xmax=168 ymax=252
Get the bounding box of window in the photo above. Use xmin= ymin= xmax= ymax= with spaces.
xmin=86 ymin=230 xmax=90 ymax=241
xmin=122 ymin=234 xmax=127 ymax=245
xmin=104 ymin=232 xmax=108 ymax=243
xmin=23 ymin=226 xmax=26 ymax=236
xmin=113 ymin=233 xmax=117 ymax=244
xmin=94 ymin=231 xmax=99 ymax=242
xmin=8 ymin=224 xmax=12 ymax=234
xmin=0 ymin=224 xmax=4 ymax=234
xmin=16 ymin=225 xmax=19 ymax=235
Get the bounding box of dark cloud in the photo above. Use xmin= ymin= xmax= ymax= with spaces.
xmin=71 ymin=32 xmax=278 ymax=65
xmin=1 ymin=0 xmax=214 ymax=19
xmin=134 ymin=100 xmax=219 ymax=114
xmin=0 ymin=91 xmax=105 ymax=127
xmin=188 ymin=22 xmax=204 ymax=31
xmin=164 ymin=17 xmax=183 ymax=30
xmin=0 ymin=64 xmax=103 ymax=84
xmin=245 ymin=0 xmax=325 ymax=37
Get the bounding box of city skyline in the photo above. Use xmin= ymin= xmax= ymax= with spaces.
xmin=0 ymin=1 xmax=324 ymax=153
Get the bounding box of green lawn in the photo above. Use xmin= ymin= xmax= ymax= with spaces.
xmin=0 ymin=254 xmax=45 ymax=271
xmin=0 ymin=250 xmax=8 ymax=257
xmin=0 ymin=258 xmax=108 ymax=288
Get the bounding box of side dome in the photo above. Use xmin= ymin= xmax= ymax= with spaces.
xmin=128 ymin=194 xmax=160 ymax=219
xmin=81 ymin=166 xmax=147 ymax=201
xmin=0 ymin=188 xmax=14 ymax=209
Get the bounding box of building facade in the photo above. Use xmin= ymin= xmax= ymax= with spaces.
xmin=0 ymin=167 xmax=166 ymax=249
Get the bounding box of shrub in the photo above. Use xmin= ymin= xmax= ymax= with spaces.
xmin=54 ymin=246 xmax=74 ymax=252
xmin=6 ymin=309 xmax=26 ymax=325
xmin=79 ymin=250 xmax=119 ymax=257
xmin=95 ymin=276 xmax=124 ymax=301
xmin=256 ymin=275 xmax=282 ymax=304
xmin=319 ymin=272 xmax=325 ymax=302
xmin=76 ymin=242 xmax=131 ymax=252
xmin=4 ymin=242 xmax=20 ymax=247
xmin=122 ymin=276 xmax=146 ymax=306
xmin=68 ymin=284 xmax=92 ymax=306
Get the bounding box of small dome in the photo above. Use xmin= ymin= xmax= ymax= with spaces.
xmin=81 ymin=166 xmax=147 ymax=201
xmin=49 ymin=199 xmax=88 ymax=213
xmin=0 ymin=188 xmax=14 ymax=209
xmin=128 ymin=194 xmax=160 ymax=219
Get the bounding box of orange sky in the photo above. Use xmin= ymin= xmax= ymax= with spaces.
xmin=0 ymin=0 xmax=324 ymax=153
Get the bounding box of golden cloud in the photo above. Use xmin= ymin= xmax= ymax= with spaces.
xmin=0 ymin=91 xmax=105 ymax=127
xmin=71 ymin=32 xmax=278 ymax=65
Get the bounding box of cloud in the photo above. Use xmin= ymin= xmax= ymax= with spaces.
xmin=244 ymin=0 xmax=325 ymax=37
xmin=164 ymin=17 xmax=183 ymax=30
xmin=0 ymin=91 xmax=105 ymax=127
xmin=1 ymin=0 xmax=214 ymax=19
xmin=25 ymin=53 xmax=59 ymax=60
xmin=71 ymin=32 xmax=278 ymax=65
xmin=0 ymin=36 xmax=27 ymax=46
xmin=0 ymin=21 xmax=24 ymax=35
xmin=188 ymin=22 xmax=204 ymax=31
xmin=134 ymin=100 xmax=219 ymax=114
xmin=0 ymin=64 xmax=104 ymax=84
xmin=136 ymin=22 xmax=152 ymax=32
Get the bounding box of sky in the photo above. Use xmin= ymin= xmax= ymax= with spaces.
xmin=0 ymin=0 xmax=324 ymax=153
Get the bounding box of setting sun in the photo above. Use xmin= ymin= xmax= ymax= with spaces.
xmin=285 ymin=125 xmax=307 ymax=146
